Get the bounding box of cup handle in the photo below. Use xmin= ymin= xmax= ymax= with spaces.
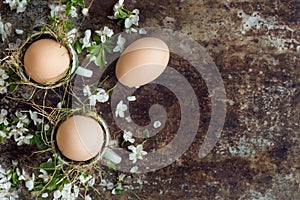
xmin=75 ymin=66 xmax=93 ymax=77
xmin=103 ymin=148 xmax=122 ymax=164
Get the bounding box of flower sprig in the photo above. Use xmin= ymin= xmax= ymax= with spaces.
xmin=108 ymin=0 xmax=140 ymax=33
xmin=75 ymin=26 xmax=115 ymax=67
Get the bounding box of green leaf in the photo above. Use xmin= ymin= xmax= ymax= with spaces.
xmin=39 ymin=161 xmax=56 ymax=171
xmin=32 ymin=134 xmax=46 ymax=149
xmin=34 ymin=182 xmax=44 ymax=191
xmin=143 ymin=129 xmax=150 ymax=138
xmin=107 ymin=161 xmax=116 ymax=171
xmin=75 ymin=41 xmax=83 ymax=54
xmin=114 ymin=188 xmax=123 ymax=195
xmin=96 ymin=48 xmax=106 ymax=67
xmin=12 ymin=172 xmax=19 ymax=186
xmin=9 ymin=84 xmax=17 ymax=92
xmin=65 ymin=6 xmax=72 ymax=16
xmin=64 ymin=21 xmax=74 ymax=30
xmin=77 ymin=0 xmax=84 ymax=7
xmin=93 ymin=35 xmax=101 ymax=43
xmin=118 ymin=9 xmax=128 ymax=19
xmin=117 ymin=19 xmax=125 ymax=26
xmin=87 ymin=45 xmax=99 ymax=53
xmin=71 ymin=0 xmax=77 ymax=3
xmin=47 ymin=179 xmax=59 ymax=191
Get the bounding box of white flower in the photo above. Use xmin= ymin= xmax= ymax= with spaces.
xmin=79 ymin=174 xmax=92 ymax=184
xmin=83 ymin=85 xmax=92 ymax=97
xmin=125 ymin=27 xmax=138 ymax=34
xmin=4 ymin=0 xmax=28 ymax=13
xmin=124 ymin=9 xmax=139 ymax=29
xmin=15 ymin=29 xmax=23 ymax=35
xmin=85 ymin=195 xmax=92 ymax=200
xmin=42 ymin=193 xmax=48 ymax=198
xmin=83 ymin=85 xmax=109 ymax=106
xmin=130 ymin=166 xmax=138 ymax=173
xmin=14 ymin=134 xmax=33 ymax=146
xmin=25 ymin=178 xmax=34 ymax=191
xmin=153 ymin=120 xmax=162 ymax=128
xmin=128 ymin=144 xmax=147 ymax=163
xmin=53 ymin=190 xmax=62 ymax=199
xmin=70 ymin=6 xmax=78 ymax=18
xmin=80 ymin=29 xmax=92 ymax=49
xmin=29 ymin=110 xmax=43 ymax=125
xmin=61 ymin=183 xmax=72 ymax=199
xmin=123 ymin=130 xmax=135 ymax=143
xmin=115 ymin=100 xmax=128 ymax=118
xmin=7 ymin=38 xmax=22 ymax=51
xmin=127 ymin=96 xmax=136 ymax=102
xmin=38 ymin=169 xmax=49 ymax=183
xmin=114 ymin=0 xmax=124 ymax=12
xmin=139 ymin=28 xmax=147 ymax=35
xmin=0 ymin=68 xmax=9 ymax=92
xmin=113 ymin=35 xmax=126 ymax=53
xmin=0 ymin=109 xmax=9 ymax=126
xmin=49 ymin=4 xmax=66 ymax=18
xmin=67 ymin=28 xmax=78 ymax=44
xmin=0 ymin=19 xmax=12 ymax=42
xmin=15 ymin=111 xmax=30 ymax=126
xmin=108 ymin=0 xmax=125 ymax=19
xmin=82 ymin=8 xmax=89 ymax=16
xmin=95 ymin=26 xmax=114 ymax=43
xmin=18 ymin=169 xmax=35 ymax=191
xmin=95 ymin=88 xmax=109 ymax=103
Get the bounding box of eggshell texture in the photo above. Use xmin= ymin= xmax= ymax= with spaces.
xmin=116 ymin=37 xmax=169 ymax=87
xmin=24 ymin=39 xmax=70 ymax=84
xmin=56 ymin=115 xmax=104 ymax=162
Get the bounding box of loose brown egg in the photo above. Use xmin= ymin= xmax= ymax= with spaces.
xmin=56 ymin=115 xmax=104 ymax=162
xmin=116 ymin=37 xmax=169 ymax=87
xmin=24 ymin=38 xmax=70 ymax=84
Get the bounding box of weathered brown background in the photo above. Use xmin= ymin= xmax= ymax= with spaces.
xmin=0 ymin=0 xmax=299 ymax=199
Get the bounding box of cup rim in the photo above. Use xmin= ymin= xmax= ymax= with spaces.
xmin=20 ymin=31 xmax=78 ymax=89
xmin=50 ymin=112 xmax=111 ymax=166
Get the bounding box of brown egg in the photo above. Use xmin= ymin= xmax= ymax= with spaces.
xmin=116 ymin=37 xmax=169 ymax=87
xmin=56 ymin=115 xmax=104 ymax=162
xmin=24 ymin=38 xmax=70 ymax=84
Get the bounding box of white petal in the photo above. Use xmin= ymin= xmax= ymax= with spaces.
xmin=124 ymin=18 xmax=132 ymax=29
xmin=42 ymin=193 xmax=48 ymax=198
xmin=139 ymin=28 xmax=147 ymax=35
xmin=89 ymin=95 xmax=97 ymax=106
xmin=130 ymin=166 xmax=138 ymax=173
xmin=85 ymin=195 xmax=92 ymax=200
xmin=153 ymin=120 xmax=162 ymax=128
xmin=25 ymin=180 xmax=34 ymax=191
xmin=54 ymin=190 xmax=62 ymax=198
xmin=15 ymin=29 xmax=23 ymax=35
xmin=127 ymin=96 xmax=136 ymax=101
xmin=82 ymin=8 xmax=89 ymax=16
